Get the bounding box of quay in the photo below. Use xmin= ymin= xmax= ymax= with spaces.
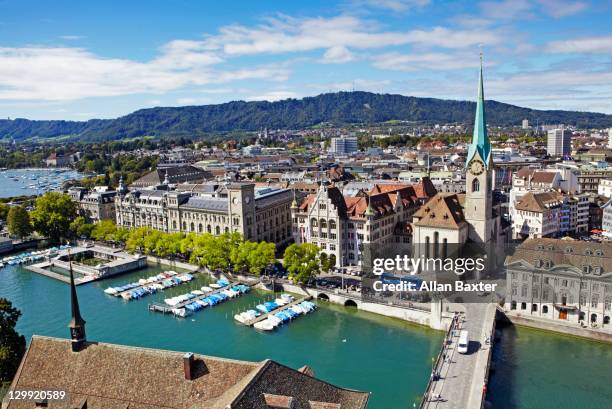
xmin=244 ymin=295 xmax=313 ymax=326
xmin=20 ymin=262 xmax=95 ymax=286
xmin=421 ymin=303 xmax=497 ymax=409
xmin=148 ymin=281 xmax=245 ymax=313
xmin=25 ymin=244 xmax=147 ymax=283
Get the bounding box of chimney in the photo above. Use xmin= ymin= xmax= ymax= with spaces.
xmin=34 ymin=399 xmax=48 ymax=408
xmin=184 ymin=352 xmax=194 ymax=380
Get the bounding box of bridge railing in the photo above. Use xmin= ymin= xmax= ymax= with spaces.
xmin=419 ymin=314 xmax=459 ymax=408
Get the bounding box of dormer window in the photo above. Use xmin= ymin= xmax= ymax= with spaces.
xmin=584 ymin=249 xmax=592 ymax=256
xmin=583 ymin=265 xmax=591 ymax=274
xmin=565 ymin=247 xmax=573 ymax=254
xmin=595 ymin=249 xmax=603 ymax=256
xmin=537 ymin=244 xmax=544 ymax=250
xmin=535 ymin=259 xmax=542 ymax=268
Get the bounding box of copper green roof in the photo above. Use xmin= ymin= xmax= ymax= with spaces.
xmin=466 ymin=57 xmax=492 ymax=168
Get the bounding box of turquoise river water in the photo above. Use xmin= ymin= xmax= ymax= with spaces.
xmin=0 ymin=263 xmax=443 ymax=408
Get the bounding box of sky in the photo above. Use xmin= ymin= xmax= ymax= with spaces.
xmin=0 ymin=0 xmax=611 ymax=120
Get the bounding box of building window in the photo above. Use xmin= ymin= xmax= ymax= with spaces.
xmin=472 ymin=178 xmax=480 ymax=192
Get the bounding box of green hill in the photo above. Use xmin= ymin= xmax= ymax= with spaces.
xmin=1 ymin=92 xmax=611 ymax=142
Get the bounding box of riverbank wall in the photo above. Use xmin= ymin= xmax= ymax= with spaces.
xmin=503 ymin=312 xmax=612 ymax=343
xmin=259 ymin=280 xmax=453 ymax=330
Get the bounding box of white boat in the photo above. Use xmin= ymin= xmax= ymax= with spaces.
xmin=172 ymin=308 xmax=189 ymax=318
xmin=104 ymin=288 xmax=118 ymax=295
xmin=210 ymin=283 xmax=221 ymax=289
xmin=201 ymin=286 xmax=213 ymax=292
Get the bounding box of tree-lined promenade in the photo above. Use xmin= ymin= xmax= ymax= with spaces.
xmin=6 ymin=192 xmax=333 ymax=285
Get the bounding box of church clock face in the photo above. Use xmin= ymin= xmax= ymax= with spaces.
xmin=469 ymin=159 xmax=484 ymax=175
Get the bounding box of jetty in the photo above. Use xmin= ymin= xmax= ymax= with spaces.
xmin=244 ymin=295 xmax=313 ymax=326
xmin=108 ymin=272 xmax=193 ymax=299
xmin=148 ymin=281 xmax=246 ymax=313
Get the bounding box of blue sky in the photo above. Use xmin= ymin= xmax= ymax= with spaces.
xmin=0 ymin=0 xmax=611 ymax=120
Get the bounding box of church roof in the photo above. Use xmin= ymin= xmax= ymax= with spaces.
xmin=4 ymin=336 xmax=369 ymax=409
xmin=412 ymin=193 xmax=467 ymax=229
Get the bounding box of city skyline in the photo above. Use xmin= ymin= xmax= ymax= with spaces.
xmin=0 ymin=0 xmax=611 ymax=120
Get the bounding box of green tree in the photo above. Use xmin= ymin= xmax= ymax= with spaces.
xmin=91 ymin=220 xmax=118 ymax=242
xmin=113 ymin=227 xmax=130 ymax=243
xmin=0 ymin=203 xmax=9 ymax=221
xmin=0 ymin=298 xmax=26 ymax=385
xmin=248 ymin=241 xmax=276 ymax=275
xmin=230 ymin=241 xmax=258 ymax=272
xmin=6 ymin=206 xmax=32 ymax=240
xmin=125 ymin=227 xmax=152 ymax=253
xmin=154 ymin=232 xmax=184 ymax=258
xmin=69 ymin=216 xmax=94 ymax=238
xmin=283 ymin=243 xmax=320 ymax=284
xmin=320 ymin=253 xmax=336 ymax=274
xmin=30 ymin=192 xmax=76 ymax=243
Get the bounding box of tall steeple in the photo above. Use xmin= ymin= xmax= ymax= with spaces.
xmin=68 ymin=249 xmax=87 ymax=352
xmin=466 ymin=53 xmax=492 ymax=168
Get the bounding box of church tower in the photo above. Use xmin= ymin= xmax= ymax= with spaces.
xmin=465 ymin=55 xmax=493 ymax=244
xmin=68 ymin=250 xmax=87 ymax=352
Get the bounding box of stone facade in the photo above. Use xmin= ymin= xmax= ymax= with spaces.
xmin=505 ymin=238 xmax=612 ymax=329
xmin=69 ymin=187 xmax=117 ymax=223
xmin=115 ymin=182 xmax=293 ymax=246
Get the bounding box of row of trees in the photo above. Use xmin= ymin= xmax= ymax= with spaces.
xmin=75 ymin=219 xmax=334 ymax=283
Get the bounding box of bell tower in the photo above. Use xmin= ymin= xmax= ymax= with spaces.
xmin=465 ymin=55 xmax=493 ymax=244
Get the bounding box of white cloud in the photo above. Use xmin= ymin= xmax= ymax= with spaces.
xmin=480 ymin=0 xmax=532 ymax=20
xmin=176 ymin=98 xmax=198 ymax=105
xmin=546 ymin=35 xmax=612 ymax=54
xmin=201 ymin=15 xmax=502 ymax=56
xmin=248 ymin=90 xmax=299 ymax=101
xmin=321 ymin=46 xmax=354 ymax=64
xmin=349 ymin=0 xmax=431 ymax=12
xmin=59 ymin=35 xmax=84 ymax=40
xmin=373 ymin=52 xmax=483 ymax=71
xmin=537 ymin=0 xmax=588 ymax=18
xmin=0 ymin=46 xmax=287 ymax=101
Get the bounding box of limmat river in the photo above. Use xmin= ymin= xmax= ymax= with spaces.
xmin=488 ymin=324 xmax=612 ymax=409
xmin=0 ymin=262 xmax=443 ymax=409
xmin=0 ymin=168 xmax=85 ymax=198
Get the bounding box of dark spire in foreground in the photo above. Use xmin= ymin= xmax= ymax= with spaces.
xmin=68 ymin=248 xmax=86 ymax=352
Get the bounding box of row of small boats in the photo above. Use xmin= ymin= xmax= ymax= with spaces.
xmin=0 ymin=245 xmax=71 ymax=268
xmin=234 ymin=294 xmax=317 ymax=331
xmin=103 ymin=271 xmax=195 ymax=300
xmin=168 ymin=281 xmax=251 ymax=318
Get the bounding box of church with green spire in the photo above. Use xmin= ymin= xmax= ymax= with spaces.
xmin=411 ymin=56 xmax=501 ymax=259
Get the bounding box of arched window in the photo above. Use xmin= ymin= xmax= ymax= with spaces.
xmin=198 ymin=223 xmax=203 ymax=233
xmin=320 ymin=219 xmax=327 ymax=229
xmin=433 ymin=232 xmax=439 ymax=258
xmin=215 ymin=226 xmax=221 ymax=235
xmin=172 ymin=220 xmax=177 ymax=230
xmin=472 ymin=178 xmax=480 ymax=192
xmin=329 ymin=220 xmax=337 ymax=230
xmin=190 ymin=222 xmax=195 ymax=232
xmin=224 ymin=227 xmax=229 ymax=233
xmin=311 ymin=218 xmax=318 ymax=228
xmin=207 ymin=224 xmax=212 ymax=233
xmin=182 ymin=221 xmax=187 ymax=231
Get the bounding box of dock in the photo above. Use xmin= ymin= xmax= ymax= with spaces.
xmin=111 ymin=273 xmax=197 ymax=299
xmin=244 ymin=295 xmax=313 ymax=326
xmin=148 ymin=281 xmax=244 ymax=313
xmin=24 ymin=262 xmax=95 ymax=286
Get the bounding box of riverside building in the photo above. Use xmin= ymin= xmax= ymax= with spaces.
xmin=291 ymin=180 xmax=436 ymax=267
xmin=504 ymin=238 xmax=612 ymax=329
xmin=115 ymin=177 xmax=293 ymax=246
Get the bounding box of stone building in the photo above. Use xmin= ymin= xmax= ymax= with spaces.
xmin=505 ymin=238 xmax=612 ymax=328
xmin=68 ymin=186 xmax=117 ymax=223
xmin=291 ymin=181 xmax=436 ymax=267
xmin=115 ymin=180 xmax=293 ymax=246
